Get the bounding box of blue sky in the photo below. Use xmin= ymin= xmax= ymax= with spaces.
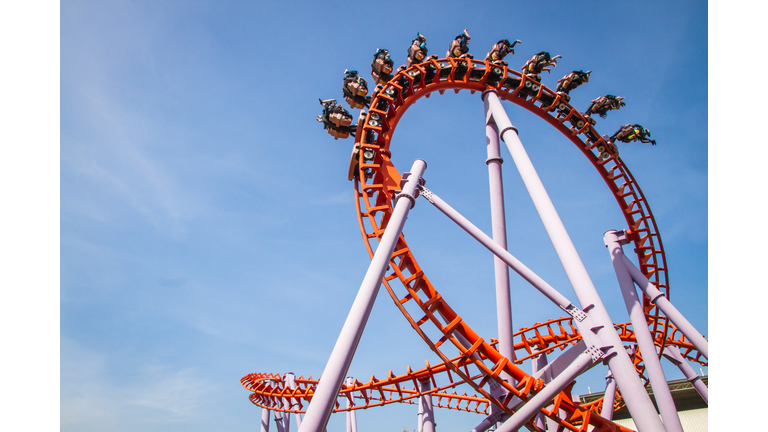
xmin=58 ymin=1 xmax=708 ymax=431
xmin=4 ymin=1 xmax=755 ymax=431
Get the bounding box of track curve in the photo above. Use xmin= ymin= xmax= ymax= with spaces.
xmin=242 ymin=57 xmax=706 ymax=432
xmin=241 ymin=320 xmax=703 ymax=430
xmin=350 ymin=58 xmax=701 ymax=430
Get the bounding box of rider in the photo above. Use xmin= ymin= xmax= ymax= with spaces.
xmin=555 ymin=70 xmax=591 ymax=101
xmin=371 ymin=49 xmax=395 ymax=85
xmin=484 ymin=39 xmax=521 ymax=66
xmin=610 ymin=124 xmax=656 ymax=145
xmin=407 ymin=33 xmax=430 ymax=67
xmin=317 ymin=99 xmax=356 ymax=140
xmin=521 ymin=51 xmax=561 ymax=81
xmin=447 ymin=29 xmax=472 ymax=58
xmin=342 ymin=70 xmax=370 ymax=109
xmin=585 ymin=94 xmax=625 ymax=118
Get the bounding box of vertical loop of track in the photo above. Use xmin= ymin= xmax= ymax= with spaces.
xmin=352 ymin=58 xmax=682 ymax=431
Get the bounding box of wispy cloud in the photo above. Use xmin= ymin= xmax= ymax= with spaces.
xmin=62 ymin=4 xmax=212 ymax=238
xmin=62 ymin=92 xmax=200 ymax=236
xmin=307 ymin=191 xmax=352 ymax=206
xmin=61 ymin=340 xmax=217 ymax=431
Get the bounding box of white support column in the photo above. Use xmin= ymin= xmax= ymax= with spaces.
xmin=262 ymin=379 xmax=275 ymax=432
xmin=601 ymin=372 xmax=617 ymax=421
xmin=417 ymin=397 xmax=423 ymax=432
xmin=285 ymin=373 xmax=303 ymax=430
xmin=605 ymin=230 xmax=682 ymax=432
xmin=418 ymin=378 xmax=435 ymax=432
xmin=483 ymin=91 xmax=665 ymax=431
xmin=274 ymin=410 xmax=287 ymax=432
xmin=345 ymin=377 xmax=358 ymax=432
xmin=281 ymin=386 xmax=291 ymax=432
xmin=261 ymin=408 xmax=271 ymax=432
xmin=483 ymin=101 xmax=515 ymax=381
xmin=531 ymin=353 xmax=549 ymax=431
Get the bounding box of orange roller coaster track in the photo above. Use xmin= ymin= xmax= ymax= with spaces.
xmin=243 ymin=57 xmax=707 ymax=432
xmin=241 ymin=319 xmax=703 ymax=414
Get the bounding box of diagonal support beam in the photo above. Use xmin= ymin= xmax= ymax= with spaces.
xmin=495 ymin=347 xmax=602 ymax=432
xmin=418 ymin=185 xmax=576 ymax=312
xmin=298 ymin=160 xmax=427 ymax=432
xmin=660 ymin=346 xmax=708 ymax=403
xmin=605 ymin=230 xmax=683 ymax=432
xmin=470 ymin=342 xmax=587 ymax=432
xmin=617 ymin=247 xmax=708 ymax=359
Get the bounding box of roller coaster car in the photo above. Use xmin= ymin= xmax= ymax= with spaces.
xmin=596 ymin=134 xmax=619 ymax=159
xmin=555 ymin=92 xmax=571 ymax=102
xmin=562 ymin=106 xmax=596 ymax=130
xmin=371 ymin=49 xmax=395 ymax=85
xmin=568 ymin=115 xmax=592 ymax=130
xmin=342 ymin=70 xmax=371 ymax=109
xmin=318 ymin=99 xmax=356 ymax=140
xmin=348 ymin=115 xmax=376 ymax=181
xmin=370 ymin=85 xmax=390 ymax=111
xmin=348 ymin=142 xmax=361 ymax=180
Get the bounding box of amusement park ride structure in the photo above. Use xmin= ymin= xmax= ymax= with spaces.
xmin=242 ymin=31 xmax=708 ymax=432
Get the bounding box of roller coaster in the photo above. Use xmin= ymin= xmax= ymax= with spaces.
xmin=242 ymin=32 xmax=708 ymax=432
